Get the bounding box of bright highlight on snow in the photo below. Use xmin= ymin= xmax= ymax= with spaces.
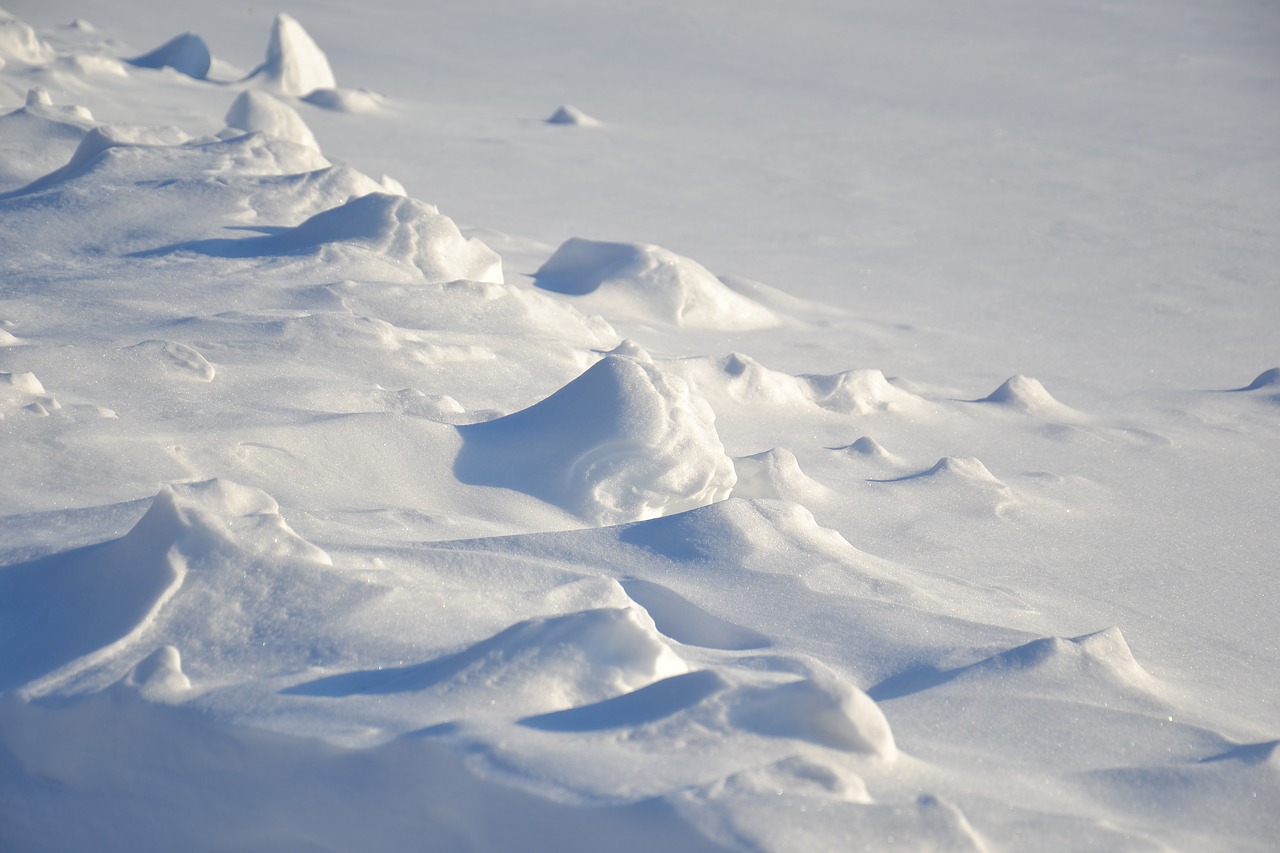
xmin=0 ymin=3 xmax=1276 ymax=851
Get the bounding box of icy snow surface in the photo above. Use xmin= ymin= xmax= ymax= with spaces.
xmin=1 ymin=2 xmax=1278 ymax=851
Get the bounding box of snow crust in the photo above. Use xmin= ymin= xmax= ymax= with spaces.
xmin=0 ymin=3 xmax=1276 ymax=851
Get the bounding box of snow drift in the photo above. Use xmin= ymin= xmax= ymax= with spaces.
xmin=455 ymin=349 xmax=736 ymax=524
xmin=534 ymin=238 xmax=778 ymax=330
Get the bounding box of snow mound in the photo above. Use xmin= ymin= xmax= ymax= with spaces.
xmin=0 ymin=11 xmax=54 ymax=65
xmin=225 ymin=90 xmax=320 ymax=152
xmin=455 ymin=351 xmax=736 ymax=525
xmin=977 ymin=374 xmax=1080 ymax=418
xmin=673 ymin=353 xmax=926 ymax=415
xmin=731 ymin=673 xmax=897 ymax=757
xmin=2 ymin=369 xmax=44 ymax=395
xmin=169 ymin=192 xmax=503 ymax=284
xmin=127 ymin=33 xmax=211 ymax=79
xmin=142 ymin=478 xmax=332 ymax=565
xmin=303 ymin=87 xmax=383 ymax=113
xmin=292 ymin=607 xmax=685 ymax=715
xmin=534 ymin=238 xmax=778 ymax=330
xmin=249 ymin=13 xmax=336 ymax=96
xmin=804 ymin=367 xmax=925 ymax=415
xmin=0 ymin=89 xmax=95 ymax=190
xmin=123 ymin=645 xmax=192 ymax=699
xmin=547 ymin=104 xmax=601 ymax=126
xmin=880 ymin=456 xmax=1005 ymax=486
xmin=923 ymin=456 xmax=1003 ymax=484
xmin=1 ymin=369 xmax=59 ymax=417
xmin=1 ymin=123 xmax=193 ymax=199
xmin=732 ymin=447 xmax=831 ymax=503
xmin=0 ymin=479 xmax=324 ymax=691
xmin=833 ymin=436 xmax=907 ymax=466
xmin=968 ymin=627 xmax=1153 ymax=690
xmin=0 ymin=479 xmax=340 ymax=691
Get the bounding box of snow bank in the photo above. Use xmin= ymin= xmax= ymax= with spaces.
xmin=534 ymin=238 xmax=778 ymax=330
xmin=455 ymin=349 xmax=736 ymax=524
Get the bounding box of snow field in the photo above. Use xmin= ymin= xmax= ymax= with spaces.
xmin=0 ymin=4 xmax=1277 ymax=851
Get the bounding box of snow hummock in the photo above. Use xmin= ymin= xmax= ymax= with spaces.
xmin=127 ymin=32 xmax=211 ymax=79
xmin=731 ymin=447 xmax=831 ymax=503
xmin=731 ymin=672 xmax=897 ymax=758
xmin=456 ymin=350 xmax=736 ymax=524
xmin=547 ymin=104 xmax=601 ymax=127
xmin=534 ymin=238 xmax=778 ymax=330
xmin=248 ymin=13 xmax=336 ymax=96
xmin=0 ymin=479 xmax=327 ymax=693
xmin=673 ymin=353 xmax=926 ymax=416
xmin=160 ymin=192 xmax=503 ymax=284
xmin=835 ymin=436 xmax=903 ymax=463
xmin=976 ymin=374 xmax=1081 ymax=419
xmin=292 ymin=606 xmax=687 ymax=715
xmin=303 ymin=86 xmax=383 ymax=113
xmin=225 ymin=90 xmax=320 ymax=151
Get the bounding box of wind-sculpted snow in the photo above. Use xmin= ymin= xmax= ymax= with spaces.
xmin=127 ymin=33 xmax=211 ymax=79
xmin=671 ymin=352 xmax=928 ymax=416
xmin=0 ymin=10 xmax=53 ymax=65
xmin=225 ymin=89 xmax=320 ymax=151
xmin=1 ymin=4 xmax=1277 ymax=851
xmin=547 ymin=104 xmax=601 ymax=126
xmin=291 ymin=606 xmax=687 ymax=716
xmin=0 ymin=479 xmax=327 ymax=692
xmin=0 ymin=89 xmax=94 ymax=190
xmin=156 ymin=192 xmax=503 ymax=283
xmin=534 ymin=238 xmax=779 ymax=330
xmin=456 ymin=350 xmax=736 ymax=524
xmin=248 ymin=13 xmax=336 ymax=96
xmin=972 ymin=374 xmax=1083 ymax=420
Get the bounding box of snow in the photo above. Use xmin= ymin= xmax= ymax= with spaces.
xmin=1 ymin=1 xmax=1277 ymax=850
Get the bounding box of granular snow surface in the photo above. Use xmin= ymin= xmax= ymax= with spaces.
xmin=1 ymin=2 xmax=1277 ymax=850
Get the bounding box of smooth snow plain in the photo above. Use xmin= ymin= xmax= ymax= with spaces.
xmin=1 ymin=2 xmax=1277 ymax=850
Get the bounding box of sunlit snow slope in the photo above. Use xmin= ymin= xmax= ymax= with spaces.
xmin=1 ymin=3 xmax=1277 ymax=851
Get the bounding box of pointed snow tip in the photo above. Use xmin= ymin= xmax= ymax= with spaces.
xmin=547 ymin=104 xmax=601 ymax=126
xmin=600 ymin=339 xmax=653 ymax=363
xmin=1235 ymin=367 xmax=1280 ymax=392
